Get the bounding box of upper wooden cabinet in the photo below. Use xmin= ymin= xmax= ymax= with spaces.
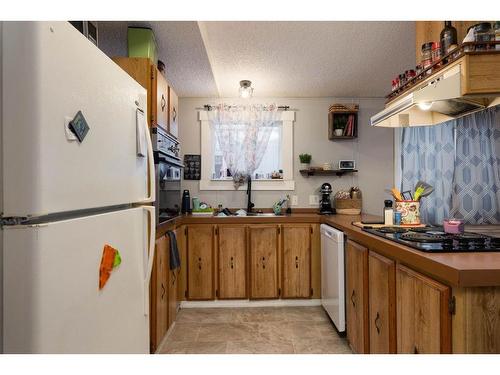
xmin=186 ymin=225 xmax=215 ymax=300
xmin=368 ymin=251 xmax=396 ymax=354
xmin=113 ymin=57 xmax=178 ymax=138
xmin=155 ymin=69 xmax=169 ymax=131
xmin=281 ymin=225 xmax=312 ymax=298
xmin=396 ymin=264 xmax=452 ymax=354
xmin=346 ymin=239 xmax=369 ymax=354
xmin=249 ymin=225 xmax=280 ymax=299
xmin=415 ymin=21 xmax=482 ymax=65
xmin=169 ymin=87 xmax=179 ymax=139
xmin=217 ymin=225 xmax=248 ymax=299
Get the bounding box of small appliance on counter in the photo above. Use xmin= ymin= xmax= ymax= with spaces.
xmin=319 ymin=182 xmax=334 ymax=214
xmin=338 ymin=160 xmax=355 ymax=170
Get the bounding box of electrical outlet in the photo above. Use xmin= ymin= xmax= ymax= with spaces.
xmin=291 ymin=195 xmax=298 ymax=206
xmin=309 ymin=195 xmax=319 ymax=206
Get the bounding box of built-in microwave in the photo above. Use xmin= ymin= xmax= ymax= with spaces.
xmin=151 ymin=127 xmax=183 ymax=225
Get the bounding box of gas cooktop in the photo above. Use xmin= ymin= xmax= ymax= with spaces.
xmin=362 ymin=226 xmax=500 ymax=253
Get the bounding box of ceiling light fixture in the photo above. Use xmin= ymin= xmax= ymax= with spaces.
xmin=239 ymin=80 xmax=253 ymax=98
xmin=417 ymin=102 xmax=433 ymax=111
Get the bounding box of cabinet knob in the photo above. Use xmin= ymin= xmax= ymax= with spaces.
xmin=413 ymin=345 xmax=419 ymax=354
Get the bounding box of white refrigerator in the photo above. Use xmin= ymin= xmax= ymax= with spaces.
xmin=1 ymin=22 xmax=156 ymax=353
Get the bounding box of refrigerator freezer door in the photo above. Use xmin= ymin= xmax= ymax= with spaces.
xmin=3 ymin=206 xmax=155 ymax=353
xmin=2 ymin=22 xmax=154 ymax=217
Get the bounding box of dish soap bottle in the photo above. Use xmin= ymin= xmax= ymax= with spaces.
xmin=384 ymin=200 xmax=394 ymax=226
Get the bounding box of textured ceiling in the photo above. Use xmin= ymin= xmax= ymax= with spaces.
xmin=98 ymin=21 xmax=415 ymax=98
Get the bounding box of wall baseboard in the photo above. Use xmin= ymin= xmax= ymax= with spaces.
xmin=180 ymin=299 xmax=322 ymax=309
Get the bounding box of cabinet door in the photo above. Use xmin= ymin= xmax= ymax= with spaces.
xmin=368 ymin=251 xmax=396 ymax=353
xmin=218 ymin=225 xmax=247 ymax=299
xmin=346 ymin=240 xmax=369 ymax=353
xmin=168 ymin=86 xmax=178 ymax=138
xmin=112 ymin=57 xmax=156 ymax=126
xmin=397 ymin=264 xmax=452 ymax=354
xmin=155 ymin=68 xmax=169 ymax=131
xmin=249 ymin=225 xmax=279 ymax=299
xmin=150 ymin=235 xmax=168 ymax=352
xmin=281 ymin=225 xmax=311 ymax=298
xmin=187 ymin=225 xmax=214 ymax=300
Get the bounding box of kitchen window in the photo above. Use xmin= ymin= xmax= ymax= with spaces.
xmin=199 ymin=110 xmax=295 ymax=190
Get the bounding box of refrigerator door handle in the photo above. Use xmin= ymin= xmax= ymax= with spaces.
xmin=143 ymin=205 xmax=156 ymax=315
xmin=141 ymin=108 xmax=155 ymax=203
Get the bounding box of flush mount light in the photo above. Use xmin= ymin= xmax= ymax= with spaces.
xmin=417 ymin=101 xmax=433 ymax=111
xmin=239 ymin=80 xmax=253 ymax=98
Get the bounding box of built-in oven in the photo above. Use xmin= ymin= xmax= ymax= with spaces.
xmin=151 ymin=127 xmax=183 ymax=225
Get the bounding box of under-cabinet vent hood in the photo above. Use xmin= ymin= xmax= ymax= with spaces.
xmin=371 ymin=64 xmax=500 ymax=127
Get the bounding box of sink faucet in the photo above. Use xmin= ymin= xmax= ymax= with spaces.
xmin=246 ymin=175 xmax=255 ymax=214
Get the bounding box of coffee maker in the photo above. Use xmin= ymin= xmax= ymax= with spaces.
xmin=319 ymin=182 xmax=334 ymax=214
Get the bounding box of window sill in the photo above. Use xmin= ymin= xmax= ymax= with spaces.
xmin=200 ymin=179 xmax=295 ymax=191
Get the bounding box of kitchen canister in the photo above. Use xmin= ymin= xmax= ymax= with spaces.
xmin=395 ymin=201 xmax=420 ymax=225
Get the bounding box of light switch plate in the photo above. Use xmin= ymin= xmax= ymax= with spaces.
xmin=291 ymin=195 xmax=298 ymax=206
xmin=309 ymin=195 xmax=319 ymax=205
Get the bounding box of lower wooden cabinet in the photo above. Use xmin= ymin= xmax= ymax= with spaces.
xmin=346 ymin=239 xmax=369 ymax=354
xmin=396 ymin=264 xmax=452 ymax=354
xmin=150 ymin=235 xmax=168 ymax=352
xmin=281 ymin=225 xmax=312 ymax=298
xmin=249 ymin=225 xmax=280 ymax=299
xmin=368 ymin=251 xmax=396 ymax=353
xmin=186 ymin=225 xmax=215 ymax=300
xmin=217 ymin=225 xmax=247 ymax=299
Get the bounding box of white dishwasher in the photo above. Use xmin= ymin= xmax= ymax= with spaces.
xmin=320 ymin=224 xmax=345 ymax=333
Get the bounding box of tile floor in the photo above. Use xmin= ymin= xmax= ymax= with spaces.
xmin=159 ymin=306 xmax=352 ymax=354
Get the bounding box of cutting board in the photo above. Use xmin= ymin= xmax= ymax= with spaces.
xmin=352 ymin=222 xmax=427 ymax=229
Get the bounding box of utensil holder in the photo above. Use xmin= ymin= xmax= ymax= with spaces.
xmin=395 ymin=201 xmax=420 ymax=225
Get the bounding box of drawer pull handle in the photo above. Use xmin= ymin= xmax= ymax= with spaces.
xmin=375 ymin=312 xmax=381 ymax=334
xmin=351 ymin=290 xmax=356 ymax=307
xmin=230 ymin=256 xmax=234 ymax=269
xmin=198 ymin=257 xmax=202 ymax=270
xmin=261 ymin=256 xmax=266 ymax=269
xmin=295 ymin=256 xmax=299 ymax=269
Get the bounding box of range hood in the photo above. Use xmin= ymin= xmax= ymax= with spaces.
xmin=371 ymin=64 xmax=500 ymax=127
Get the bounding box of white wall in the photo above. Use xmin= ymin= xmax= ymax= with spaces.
xmin=179 ymin=97 xmax=394 ymax=215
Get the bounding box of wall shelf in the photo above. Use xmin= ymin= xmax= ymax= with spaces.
xmin=328 ymin=104 xmax=359 ymax=140
xmin=300 ymin=169 xmax=358 ymax=177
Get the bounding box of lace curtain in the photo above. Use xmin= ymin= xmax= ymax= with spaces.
xmin=207 ymin=104 xmax=282 ymax=188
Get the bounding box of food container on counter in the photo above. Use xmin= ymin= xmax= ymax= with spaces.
xmin=443 ymin=219 xmax=465 ymax=234
xmin=395 ymin=201 xmax=420 ymax=225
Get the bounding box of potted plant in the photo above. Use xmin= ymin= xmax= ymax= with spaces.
xmin=334 ymin=117 xmax=345 ymax=136
xmin=299 ymin=153 xmax=312 ymax=170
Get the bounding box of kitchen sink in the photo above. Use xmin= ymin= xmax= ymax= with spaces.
xmin=246 ymin=212 xmax=279 ymax=217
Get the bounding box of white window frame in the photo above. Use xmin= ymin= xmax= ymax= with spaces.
xmin=199 ymin=110 xmax=295 ymax=191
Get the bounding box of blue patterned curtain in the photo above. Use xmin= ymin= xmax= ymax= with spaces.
xmin=450 ymin=107 xmax=500 ymax=224
xmin=401 ymin=122 xmax=456 ymax=225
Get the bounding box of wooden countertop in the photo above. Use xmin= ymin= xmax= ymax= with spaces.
xmin=156 ymin=212 xmax=500 ymax=288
